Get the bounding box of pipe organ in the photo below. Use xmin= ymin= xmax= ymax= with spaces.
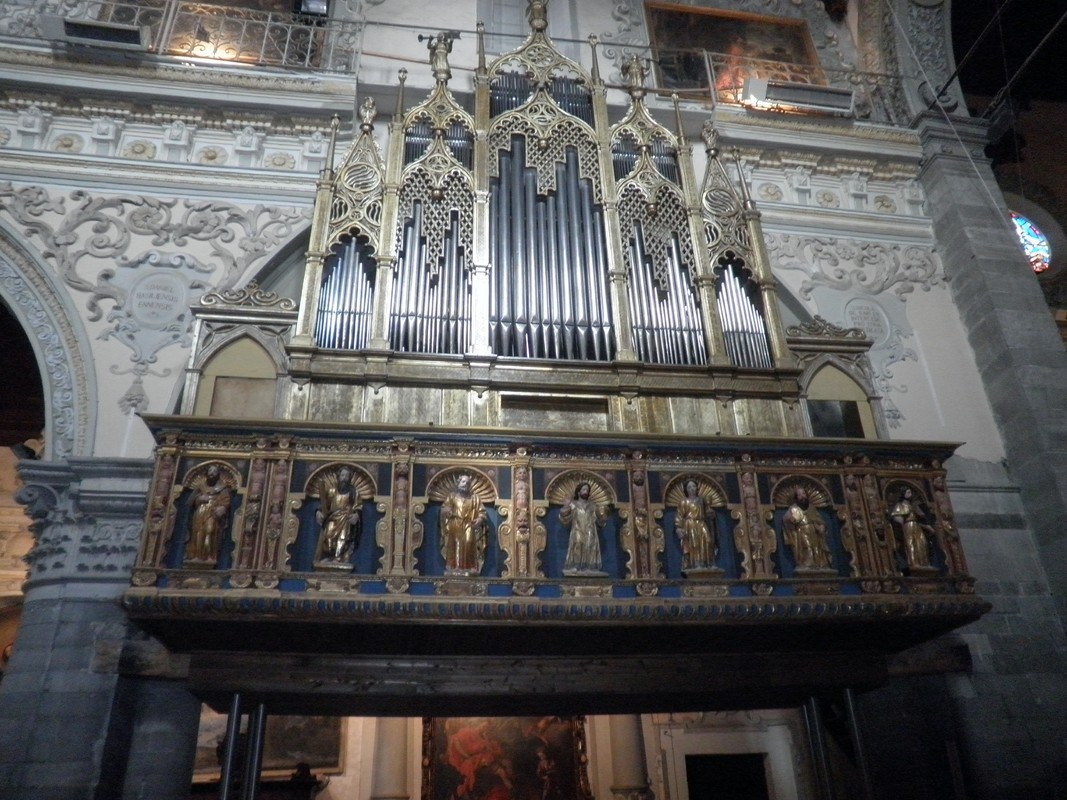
xmin=299 ymin=0 xmax=786 ymax=372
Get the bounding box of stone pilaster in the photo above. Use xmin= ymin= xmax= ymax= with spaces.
xmin=371 ymin=717 xmax=410 ymax=800
xmin=608 ymin=715 xmax=651 ymax=800
xmin=890 ymin=112 xmax=1067 ymax=798
xmin=0 ymin=457 xmax=198 ymax=799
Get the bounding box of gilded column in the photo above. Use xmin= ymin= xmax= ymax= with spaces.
xmin=292 ymin=116 xmax=341 ymax=347
xmin=735 ymin=154 xmax=794 ymax=368
xmin=369 ymin=71 xmax=409 ymax=350
xmin=469 ymin=23 xmax=493 ymax=356
xmin=679 ymin=108 xmax=728 ymax=365
xmin=589 ymin=36 xmax=637 ymax=362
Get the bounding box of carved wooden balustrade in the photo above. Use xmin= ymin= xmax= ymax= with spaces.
xmin=127 ymin=417 xmax=978 ymax=600
xmin=123 ymin=417 xmax=986 ymax=713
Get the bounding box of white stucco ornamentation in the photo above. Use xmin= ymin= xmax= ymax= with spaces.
xmin=766 ymin=233 xmax=943 ymax=299
xmin=195 ymin=146 xmax=228 ymax=165
xmin=266 ymin=151 xmax=297 ymax=170
xmin=768 ymin=233 xmax=943 ymax=427
xmin=123 ymin=139 xmax=157 ymax=160
xmin=51 ymin=133 xmax=84 ymax=153
xmin=0 ymin=182 xmax=307 ymax=410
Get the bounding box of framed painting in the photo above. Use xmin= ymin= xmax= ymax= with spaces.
xmin=421 ymin=716 xmax=593 ymax=800
xmin=646 ymin=3 xmax=824 ymax=101
xmin=193 ymin=706 xmax=345 ymax=782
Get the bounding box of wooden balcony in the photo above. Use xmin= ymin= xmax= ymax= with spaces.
xmin=123 ymin=416 xmax=986 ymax=715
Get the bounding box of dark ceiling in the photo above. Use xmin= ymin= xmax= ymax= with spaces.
xmin=950 ymin=0 xmax=1067 ymax=103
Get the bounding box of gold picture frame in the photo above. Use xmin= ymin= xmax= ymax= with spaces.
xmin=646 ymin=3 xmax=825 ymax=101
xmin=421 ymin=716 xmax=593 ymax=800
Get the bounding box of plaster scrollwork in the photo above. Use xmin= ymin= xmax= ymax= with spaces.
xmin=0 ymin=182 xmax=307 ymax=409
xmin=768 ymin=234 xmax=934 ymax=427
xmin=597 ymin=0 xmax=650 ymax=78
xmin=766 ymin=233 xmax=943 ymax=299
xmin=905 ymin=0 xmax=959 ymax=112
xmin=0 ymin=247 xmax=91 ymax=459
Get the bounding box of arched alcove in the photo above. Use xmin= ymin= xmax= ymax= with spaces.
xmin=804 ymin=361 xmax=878 ymax=438
xmin=193 ymin=336 xmax=280 ymax=418
xmin=0 ymin=225 xmax=96 ymax=460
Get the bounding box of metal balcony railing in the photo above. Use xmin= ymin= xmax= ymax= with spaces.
xmin=653 ymin=48 xmax=909 ymax=125
xmin=0 ymin=0 xmax=364 ymax=72
xmin=0 ymin=0 xmax=909 ymax=124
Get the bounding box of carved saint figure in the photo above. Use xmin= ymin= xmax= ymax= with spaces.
xmin=440 ymin=473 xmax=488 ymax=574
xmin=186 ymin=464 xmax=232 ymax=563
xmin=677 ymin=479 xmax=717 ymax=570
xmin=890 ymin=487 xmax=932 ymax=569
xmin=561 ymin=482 xmax=609 ymax=574
xmin=317 ymin=466 xmax=361 ymax=563
xmin=426 ymin=32 xmax=454 ymax=84
xmin=782 ymin=487 xmax=832 ymax=571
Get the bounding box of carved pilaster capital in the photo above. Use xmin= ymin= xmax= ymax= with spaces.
xmin=16 ymin=458 xmax=153 ymax=590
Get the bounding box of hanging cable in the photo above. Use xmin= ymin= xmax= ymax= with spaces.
xmin=982 ymin=8 xmax=1067 ymax=118
xmin=927 ymin=0 xmax=1017 ymax=109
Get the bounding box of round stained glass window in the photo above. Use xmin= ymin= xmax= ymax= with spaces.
xmin=1011 ymin=211 xmax=1052 ymax=273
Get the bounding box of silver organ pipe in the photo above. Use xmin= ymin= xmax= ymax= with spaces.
xmin=623 ymin=217 xmax=706 ymax=366
xmin=389 ymin=201 xmax=470 ymax=355
xmin=488 ymin=135 xmax=614 ymax=361
xmin=314 ymin=236 xmax=376 ymax=350
xmin=716 ymin=260 xmax=773 ymax=369
xmin=613 ymin=137 xmax=681 ymax=185
xmin=403 ymin=122 xmax=473 ymax=169
xmin=490 ymin=72 xmax=534 ymax=116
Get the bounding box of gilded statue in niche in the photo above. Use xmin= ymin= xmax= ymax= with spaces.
xmin=548 ymin=473 xmax=613 ymax=576
xmin=667 ymin=476 xmax=727 ymax=574
xmin=184 ymin=462 xmax=236 ymax=565
xmin=773 ymin=480 xmax=835 ymax=574
xmin=306 ymin=464 xmax=375 ymax=568
xmin=429 ymin=471 xmax=496 ymax=575
xmin=888 ymin=483 xmax=936 ymax=573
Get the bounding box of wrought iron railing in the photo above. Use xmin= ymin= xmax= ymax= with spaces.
xmin=0 ymin=0 xmax=363 ymax=72
xmin=653 ymin=48 xmax=909 ymax=126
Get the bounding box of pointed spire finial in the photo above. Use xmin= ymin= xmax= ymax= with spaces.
xmin=358 ymin=98 xmax=377 ymax=133
xmin=476 ymin=22 xmax=486 ymax=76
xmin=588 ymin=35 xmax=601 ymax=84
xmin=325 ymin=114 xmax=341 ymax=175
xmin=671 ymin=94 xmax=687 ymax=146
xmin=527 ymin=0 xmax=547 ymax=33
xmin=701 ymin=119 xmax=720 ymax=158
xmin=394 ymin=68 xmax=408 ymax=120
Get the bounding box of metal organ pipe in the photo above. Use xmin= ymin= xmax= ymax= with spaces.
xmin=389 ymin=198 xmax=469 ymax=355
xmin=625 ymin=222 xmax=706 ymax=367
xmin=716 ymin=262 xmax=772 ymax=369
xmin=314 ymin=236 xmax=376 ymax=350
xmin=487 ymin=137 xmax=614 ymax=361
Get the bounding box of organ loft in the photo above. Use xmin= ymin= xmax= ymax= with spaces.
xmin=99 ymin=0 xmax=989 ymax=796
